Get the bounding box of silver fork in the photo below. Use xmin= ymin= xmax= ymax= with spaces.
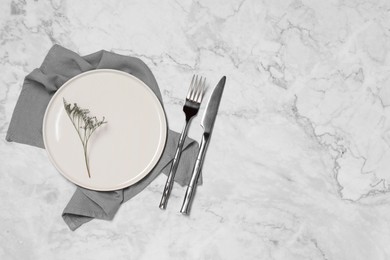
xmin=159 ymin=75 xmax=206 ymax=210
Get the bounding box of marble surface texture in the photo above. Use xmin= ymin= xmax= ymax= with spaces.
xmin=1 ymin=0 xmax=390 ymax=259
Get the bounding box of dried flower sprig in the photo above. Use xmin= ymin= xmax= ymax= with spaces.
xmin=63 ymin=98 xmax=107 ymax=178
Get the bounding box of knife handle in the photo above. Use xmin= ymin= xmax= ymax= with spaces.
xmin=180 ymin=133 xmax=210 ymax=215
xmin=159 ymin=120 xmax=191 ymax=210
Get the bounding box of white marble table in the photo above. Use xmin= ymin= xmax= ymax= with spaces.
xmin=1 ymin=0 xmax=390 ymax=259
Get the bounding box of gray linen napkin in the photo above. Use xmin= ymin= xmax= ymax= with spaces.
xmin=6 ymin=45 xmax=201 ymax=231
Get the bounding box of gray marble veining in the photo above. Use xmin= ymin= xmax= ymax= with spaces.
xmin=1 ymin=0 xmax=390 ymax=259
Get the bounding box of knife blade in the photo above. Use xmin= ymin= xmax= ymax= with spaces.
xmin=180 ymin=76 xmax=226 ymax=215
xmin=201 ymin=76 xmax=226 ymax=134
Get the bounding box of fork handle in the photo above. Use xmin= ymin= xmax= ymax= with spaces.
xmin=159 ymin=119 xmax=191 ymax=209
xmin=180 ymin=133 xmax=210 ymax=215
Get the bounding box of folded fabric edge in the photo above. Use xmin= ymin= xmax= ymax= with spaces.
xmin=62 ymin=213 xmax=93 ymax=231
xmin=40 ymin=44 xmax=61 ymax=73
xmin=5 ymin=132 xmax=45 ymax=149
xmin=5 ymin=45 xmax=62 ymax=148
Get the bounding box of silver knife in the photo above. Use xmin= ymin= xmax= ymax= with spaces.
xmin=180 ymin=76 xmax=226 ymax=215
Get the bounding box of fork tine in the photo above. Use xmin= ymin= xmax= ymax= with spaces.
xmin=194 ymin=76 xmax=202 ymax=102
xmin=194 ymin=77 xmax=201 ymax=102
xmin=194 ymin=75 xmax=200 ymax=100
xmin=190 ymin=75 xmax=198 ymax=101
xmin=195 ymin=77 xmax=205 ymax=103
xmin=196 ymin=78 xmax=206 ymax=103
xmin=186 ymin=75 xmax=195 ymax=99
xmin=188 ymin=75 xmax=195 ymax=100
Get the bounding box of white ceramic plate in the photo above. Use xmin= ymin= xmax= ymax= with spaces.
xmin=43 ymin=69 xmax=167 ymax=191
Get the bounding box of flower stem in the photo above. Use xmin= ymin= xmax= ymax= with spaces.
xmin=83 ymin=143 xmax=91 ymax=178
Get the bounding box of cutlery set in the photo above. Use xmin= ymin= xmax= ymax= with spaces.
xmin=159 ymin=75 xmax=226 ymax=214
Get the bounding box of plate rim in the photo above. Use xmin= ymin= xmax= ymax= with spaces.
xmin=42 ymin=69 xmax=168 ymax=191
